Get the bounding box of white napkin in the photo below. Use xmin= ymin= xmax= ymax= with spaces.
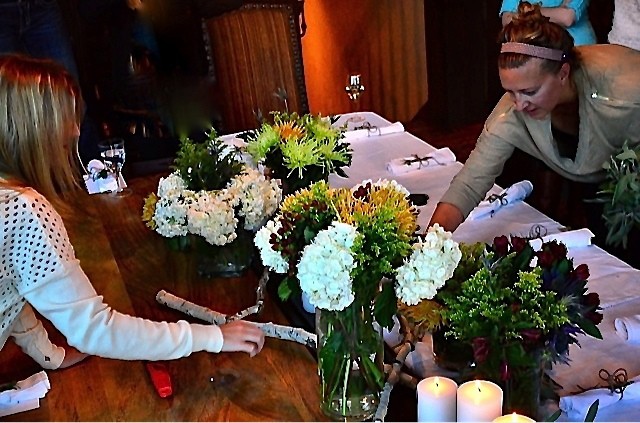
xmin=529 ymin=228 xmax=594 ymax=251
xmin=559 ymin=375 xmax=640 ymax=418
xmin=83 ymin=159 xmax=127 ymax=194
xmin=615 ymin=315 xmax=640 ymax=344
xmin=0 ymin=371 xmax=50 ymax=417
xmin=467 ymin=180 xmax=533 ymax=220
xmin=342 ymin=121 xmax=405 ymax=142
xmin=386 ymin=147 xmax=457 ymax=175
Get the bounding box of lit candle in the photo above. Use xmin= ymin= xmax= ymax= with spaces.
xmin=416 ymin=376 xmax=457 ymax=422
xmin=492 ymin=412 xmax=536 ymax=423
xmin=457 ymin=380 xmax=503 ymax=422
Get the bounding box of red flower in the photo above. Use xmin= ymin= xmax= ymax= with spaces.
xmin=586 ymin=310 xmax=604 ymax=325
xmin=537 ymin=250 xmax=555 ymax=268
xmin=510 ymin=303 xmax=521 ymax=313
xmin=574 ymin=263 xmax=590 ymax=281
xmin=520 ymin=328 xmax=542 ymax=346
xmin=472 ymin=337 xmax=490 ymax=363
xmin=493 ymin=235 xmax=509 ymax=256
xmin=548 ymin=241 xmax=568 ymax=261
xmin=584 ymin=292 xmax=600 ymax=308
xmin=511 ymin=236 xmax=528 ymax=253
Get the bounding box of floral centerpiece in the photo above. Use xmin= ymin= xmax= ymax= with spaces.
xmin=244 ymin=111 xmax=352 ymax=194
xmin=254 ymin=179 xmax=461 ymax=420
xmin=142 ymin=129 xmax=282 ymax=277
xmin=405 ymin=234 xmax=603 ymax=418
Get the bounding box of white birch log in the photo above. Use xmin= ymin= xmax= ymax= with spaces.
xmin=155 ymin=290 xmax=316 ymax=348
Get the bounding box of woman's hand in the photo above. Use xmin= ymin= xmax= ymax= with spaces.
xmin=59 ymin=346 xmax=89 ymax=369
xmin=219 ymin=320 xmax=265 ymax=357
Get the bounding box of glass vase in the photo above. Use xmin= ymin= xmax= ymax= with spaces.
xmin=193 ymin=229 xmax=254 ymax=278
xmin=315 ymin=301 xmax=384 ymax=421
xmin=431 ymin=326 xmax=474 ymax=372
xmin=473 ymin=344 xmax=543 ymax=420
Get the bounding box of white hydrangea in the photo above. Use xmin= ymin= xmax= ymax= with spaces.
xmin=186 ymin=191 xmax=237 ymax=246
xmin=228 ymin=168 xmax=282 ymax=230
xmin=394 ymin=224 xmax=462 ymax=305
xmin=254 ymin=219 xmax=289 ymax=273
xmin=297 ymin=222 xmax=358 ymax=311
xmin=149 ymin=168 xmax=282 ymax=247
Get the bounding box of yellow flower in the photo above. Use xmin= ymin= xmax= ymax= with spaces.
xmin=398 ymin=299 xmax=446 ymax=336
xmin=142 ymin=193 xmax=158 ymax=229
xmin=275 ymin=121 xmax=305 ymax=141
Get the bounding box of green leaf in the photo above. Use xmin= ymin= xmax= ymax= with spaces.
xmin=544 ymin=409 xmax=562 ymax=422
xmin=577 ymin=317 xmax=603 ymax=339
xmin=585 ymin=399 xmax=599 ymax=422
xmin=374 ymin=282 xmax=397 ymax=329
xmin=278 ymin=279 xmax=293 ymax=301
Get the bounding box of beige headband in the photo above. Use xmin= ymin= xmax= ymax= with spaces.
xmin=501 ymin=42 xmax=566 ymax=61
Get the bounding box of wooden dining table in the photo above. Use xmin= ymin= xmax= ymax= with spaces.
xmin=3 ymin=172 xmax=389 ymax=421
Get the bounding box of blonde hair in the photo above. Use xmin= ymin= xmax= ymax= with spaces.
xmin=0 ymin=54 xmax=83 ymax=203
xmin=499 ymin=2 xmax=576 ymax=74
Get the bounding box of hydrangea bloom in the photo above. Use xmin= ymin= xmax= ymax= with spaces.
xmin=297 ymin=222 xmax=358 ymax=311
xmin=395 ymin=224 xmax=462 ymax=305
xmin=254 ymin=220 xmax=289 ymax=273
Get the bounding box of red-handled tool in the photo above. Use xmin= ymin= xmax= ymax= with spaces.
xmin=145 ymin=362 xmax=173 ymax=398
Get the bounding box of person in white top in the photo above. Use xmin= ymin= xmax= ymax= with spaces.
xmin=608 ymin=0 xmax=640 ymax=51
xmin=0 ymin=54 xmax=265 ymax=369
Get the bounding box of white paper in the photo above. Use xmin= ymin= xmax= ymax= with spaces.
xmin=0 ymin=371 xmax=50 ymax=417
xmin=386 ymin=147 xmax=457 ymax=175
xmin=467 ymin=180 xmax=533 ymax=220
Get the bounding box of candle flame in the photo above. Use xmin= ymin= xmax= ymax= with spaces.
xmin=475 ymin=380 xmax=482 ymax=393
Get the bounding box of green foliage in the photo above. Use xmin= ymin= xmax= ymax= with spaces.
xmin=172 ymin=128 xmax=244 ymax=192
xmin=591 ymin=141 xmax=640 ymax=248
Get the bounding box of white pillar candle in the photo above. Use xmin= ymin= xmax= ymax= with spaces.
xmin=493 ymin=412 xmax=536 ymax=423
xmin=417 ymin=376 xmax=457 ymax=422
xmin=457 ymin=380 xmax=503 ymax=422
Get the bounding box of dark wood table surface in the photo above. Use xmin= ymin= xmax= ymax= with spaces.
xmin=1 ymin=173 xmax=332 ymax=421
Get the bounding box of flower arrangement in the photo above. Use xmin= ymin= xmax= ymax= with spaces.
xmin=406 ymin=234 xmax=603 ymax=417
xmin=142 ymin=129 xmax=282 ymax=248
xmin=244 ymin=111 xmax=352 ymax=193
xmin=591 ymin=141 xmax=640 ymax=249
xmin=254 ymin=179 xmax=461 ymax=419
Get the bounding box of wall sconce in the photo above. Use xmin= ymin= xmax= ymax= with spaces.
xmin=345 ymin=74 xmax=365 ymax=102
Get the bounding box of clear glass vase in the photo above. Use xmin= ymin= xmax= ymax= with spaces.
xmin=431 ymin=326 xmax=474 ymax=372
xmin=315 ymin=301 xmax=384 ymax=421
xmin=193 ymin=229 xmax=254 ymax=278
xmin=473 ymin=344 xmax=543 ymax=420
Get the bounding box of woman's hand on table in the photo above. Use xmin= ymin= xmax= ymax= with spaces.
xmin=220 ymin=320 xmax=265 ymax=357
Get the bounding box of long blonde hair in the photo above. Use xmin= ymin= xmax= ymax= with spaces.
xmin=0 ymin=54 xmax=83 ymax=202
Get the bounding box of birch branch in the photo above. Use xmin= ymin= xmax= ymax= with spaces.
xmin=155 ymin=290 xmax=316 ymax=348
xmin=374 ymin=314 xmax=417 ymax=422
xmin=227 ymin=268 xmax=269 ymax=322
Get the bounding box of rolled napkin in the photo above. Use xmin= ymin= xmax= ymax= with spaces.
xmin=386 ymin=147 xmax=457 ymax=175
xmin=83 ymin=159 xmax=127 ymax=194
xmin=529 ymin=228 xmax=595 ymax=251
xmin=559 ymin=374 xmax=640 ymax=418
xmin=615 ymin=315 xmax=640 ymax=344
xmin=467 ymin=180 xmax=533 ymax=220
xmin=341 ymin=121 xmax=405 ymax=142
xmin=0 ymin=371 xmax=50 ymax=417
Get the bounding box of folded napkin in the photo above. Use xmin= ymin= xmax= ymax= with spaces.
xmin=529 ymin=228 xmax=594 ymax=251
xmin=467 ymin=180 xmax=533 ymax=220
xmin=615 ymin=315 xmax=640 ymax=344
xmin=559 ymin=374 xmax=640 ymax=418
xmin=0 ymin=371 xmax=50 ymax=417
xmin=386 ymin=147 xmax=457 ymax=175
xmin=342 ymin=121 xmax=405 ymax=142
xmin=83 ymin=159 xmax=127 ymax=194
